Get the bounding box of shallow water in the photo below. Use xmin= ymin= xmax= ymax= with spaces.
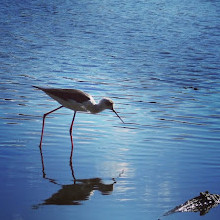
xmin=0 ymin=0 xmax=220 ymax=219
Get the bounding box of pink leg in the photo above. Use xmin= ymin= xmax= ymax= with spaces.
xmin=39 ymin=106 xmax=63 ymax=150
xmin=69 ymin=111 xmax=76 ymax=165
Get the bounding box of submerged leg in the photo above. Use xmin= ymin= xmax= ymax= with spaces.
xmin=69 ymin=111 xmax=76 ymax=165
xmin=39 ymin=145 xmax=46 ymax=178
xmin=70 ymin=159 xmax=76 ymax=182
xmin=39 ymin=106 xmax=63 ymax=150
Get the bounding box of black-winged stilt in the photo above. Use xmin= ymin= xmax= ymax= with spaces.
xmin=33 ymin=86 xmax=124 ymax=164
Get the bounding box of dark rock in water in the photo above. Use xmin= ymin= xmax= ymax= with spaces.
xmin=163 ymin=191 xmax=220 ymax=217
xmin=183 ymin=86 xmax=198 ymax=90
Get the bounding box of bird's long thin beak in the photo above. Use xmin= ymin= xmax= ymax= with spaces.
xmin=112 ymin=109 xmax=124 ymax=123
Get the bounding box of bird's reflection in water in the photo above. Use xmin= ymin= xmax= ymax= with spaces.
xmin=36 ymin=177 xmax=115 ymax=207
xmin=35 ymin=145 xmax=122 ymax=208
xmin=39 ymin=142 xmax=77 ymax=181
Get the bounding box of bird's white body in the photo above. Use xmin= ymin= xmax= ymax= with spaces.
xmin=47 ymin=92 xmax=96 ymax=113
xmin=34 ymin=86 xmax=124 ymax=171
xmin=33 ymin=86 xmax=123 ymax=119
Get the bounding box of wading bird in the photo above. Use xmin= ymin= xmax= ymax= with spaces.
xmin=33 ymin=86 xmax=124 ymax=164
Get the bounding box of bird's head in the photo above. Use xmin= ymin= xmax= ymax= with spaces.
xmin=101 ymin=98 xmax=114 ymax=110
xmin=101 ymin=98 xmax=124 ymax=123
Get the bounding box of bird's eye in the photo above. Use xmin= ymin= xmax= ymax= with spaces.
xmin=105 ymin=100 xmax=113 ymax=106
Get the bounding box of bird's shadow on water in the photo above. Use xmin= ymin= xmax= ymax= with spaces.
xmin=34 ymin=145 xmax=123 ymax=209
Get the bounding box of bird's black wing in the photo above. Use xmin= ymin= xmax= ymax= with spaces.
xmin=34 ymin=87 xmax=91 ymax=103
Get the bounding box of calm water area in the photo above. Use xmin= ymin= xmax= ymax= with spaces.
xmin=0 ymin=0 xmax=220 ymax=219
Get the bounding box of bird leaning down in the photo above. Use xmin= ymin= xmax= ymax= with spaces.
xmin=33 ymin=86 xmax=124 ymax=163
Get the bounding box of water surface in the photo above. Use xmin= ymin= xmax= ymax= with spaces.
xmin=0 ymin=0 xmax=220 ymax=220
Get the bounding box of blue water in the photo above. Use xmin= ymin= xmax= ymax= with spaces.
xmin=0 ymin=0 xmax=220 ymax=219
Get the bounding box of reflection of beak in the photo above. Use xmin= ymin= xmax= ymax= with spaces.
xmin=112 ymin=109 xmax=124 ymax=123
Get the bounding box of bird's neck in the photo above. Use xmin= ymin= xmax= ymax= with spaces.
xmin=89 ymin=101 xmax=106 ymax=114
